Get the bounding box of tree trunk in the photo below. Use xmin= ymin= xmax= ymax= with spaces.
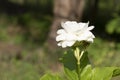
xmin=47 ymin=0 xmax=85 ymax=49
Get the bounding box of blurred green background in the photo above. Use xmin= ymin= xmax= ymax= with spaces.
xmin=0 ymin=0 xmax=120 ymax=80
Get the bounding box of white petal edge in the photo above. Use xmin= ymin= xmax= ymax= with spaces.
xmin=56 ymin=34 xmax=65 ymax=41
xmin=66 ymin=41 xmax=75 ymax=47
xmin=57 ymin=29 xmax=66 ymax=34
xmin=87 ymin=26 xmax=94 ymax=31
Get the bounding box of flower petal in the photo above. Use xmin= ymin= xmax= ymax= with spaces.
xmin=87 ymin=26 xmax=94 ymax=31
xmin=77 ymin=31 xmax=95 ymax=42
xmin=66 ymin=41 xmax=75 ymax=47
xmin=78 ymin=23 xmax=86 ymax=29
xmin=65 ymin=34 xmax=77 ymax=41
xmin=56 ymin=34 xmax=66 ymax=41
xmin=57 ymin=42 xmax=62 ymax=46
xmin=57 ymin=29 xmax=66 ymax=34
xmin=87 ymin=38 xmax=93 ymax=43
xmin=61 ymin=41 xmax=67 ymax=48
xmin=61 ymin=21 xmax=79 ymax=33
xmin=56 ymin=21 xmax=95 ymax=48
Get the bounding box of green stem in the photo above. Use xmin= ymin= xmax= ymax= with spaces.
xmin=74 ymin=47 xmax=84 ymax=80
xmin=77 ymin=61 xmax=81 ymax=80
xmin=74 ymin=47 xmax=80 ymax=80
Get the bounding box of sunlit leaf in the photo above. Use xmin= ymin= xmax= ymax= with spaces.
xmin=40 ymin=73 xmax=62 ymax=80
xmin=91 ymin=67 xmax=120 ymax=80
xmin=64 ymin=68 xmax=78 ymax=80
xmin=80 ymin=65 xmax=92 ymax=80
xmin=80 ymin=65 xmax=120 ymax=80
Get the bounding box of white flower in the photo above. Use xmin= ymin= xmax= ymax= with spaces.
xmin=56 ymin=21 xmax=95 ymax=48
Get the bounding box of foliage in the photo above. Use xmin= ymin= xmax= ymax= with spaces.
xmin=0 ymin=60 xmax=40 ymax=80
xmin=40 ymin=49 xmax=120 ymax=80
xmin=40 ymin=74 xmax=62 ymax=80
xmin=106 ymin=17 xmax=120 ymax=34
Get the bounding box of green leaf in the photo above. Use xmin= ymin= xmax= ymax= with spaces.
xmin=80 ymin=51 xmax=90 ymax=70
xmin=91 ymin=67 xmax=120 ymax=80
xmin=80 ymin=65 xmax=120 ymax=80
xmin=61 ymin=49 xmax=120 ymax=80
xmin=112 ymin=67 xmax=120 ymax=77
xmin=91 ymin=67 xmax=114 ymax=80
xmin=62 ymin=50 xmax=90 ymax=71
xmin=64 ymin=68 xmax=78 ymax=80
xmin=106 ymin=19 xmax=116 ymax=34
xmin=106 ymin=18 xmax=120 ymax=34
xmin=62 ymin=50 xmax=78 ymax=80
xmin=40 ymin=73 xmax=62 ymax=80
xmin=62 ymin=50 xmax=90 ymax=80
xmin=80 ymin=65 xmax=92 ymax=80
xmin=62 ymin=50 xmax=77 ymax=70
